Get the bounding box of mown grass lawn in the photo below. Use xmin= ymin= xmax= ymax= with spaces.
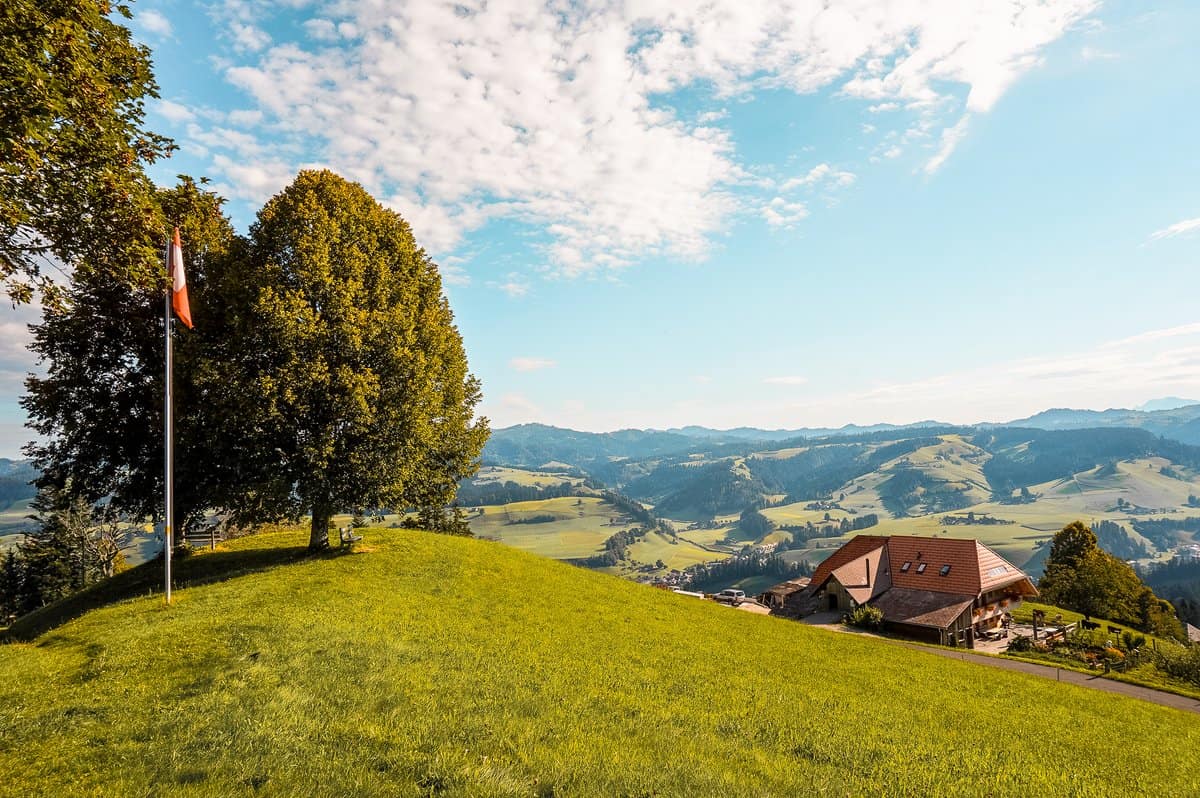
xmin=1 ymin=528 xmax=1198 ymax=797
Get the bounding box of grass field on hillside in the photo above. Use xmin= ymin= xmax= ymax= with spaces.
xmin=467 ymin=496 xmax=631 ymax=559
xmin=623 ymin=530 xmax=727 ymax=571
xmin=1 ymin=528 xmax=1198 ymax=797
xmin=470 ymin=466 xmax=584 ymax=489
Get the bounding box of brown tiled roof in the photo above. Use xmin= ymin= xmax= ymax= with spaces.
xmin=830 ymin=544 xmax=891 ymax=604
xmin=871 ymin=588 xmax=975 ymax=629
xmin=885 ymin=536 xmax=1034 ymax=597
xmin=810 ymin=534 xmax=1036 ymax=600
xmin=807 ymin=535 xmax=888 ymax=593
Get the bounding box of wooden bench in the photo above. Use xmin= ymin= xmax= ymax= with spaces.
xmin=339 ymin=526 xmax=363 ymax=546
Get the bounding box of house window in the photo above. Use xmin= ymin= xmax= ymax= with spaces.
xmin=940 ymin=564 xmax=951 ymax=576
xmin=916 ymin=563 xmax=927 ymax=574
xmin=900 ymin=561 xmax=911 ymax=572
xmin=987 ymin=565 xmax=1009 ymax=578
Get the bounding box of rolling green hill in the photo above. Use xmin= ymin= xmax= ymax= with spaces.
xmin=467 ymin=495 xmax=633 ymax=560
xmin=475 ymin=428 xmax=1200 ymax=582
xmin=2 ymin=527 xmax=1198 ymax=796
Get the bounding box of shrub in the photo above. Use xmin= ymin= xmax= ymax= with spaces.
xmin=845 ymin=605 xmax=884 ymax=631
xmin=1120 ymin=630 xmax=1146 ymax=651
xmin=1008 ymin=634 xmax=1034 ymax=653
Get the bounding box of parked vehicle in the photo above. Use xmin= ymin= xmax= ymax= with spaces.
xmin=714 ymin=589 xmax=745 ymax=606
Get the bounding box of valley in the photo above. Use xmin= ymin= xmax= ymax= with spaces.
xmin=466 ymin=424 xmax=1200 ymax=590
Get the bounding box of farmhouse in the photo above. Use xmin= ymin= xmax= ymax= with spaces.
xmin=779 ymin=534 xmax=1038 ymax=647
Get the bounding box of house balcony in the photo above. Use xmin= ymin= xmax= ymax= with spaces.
xmin=973 ymin=597 xmax=1022 ymax=622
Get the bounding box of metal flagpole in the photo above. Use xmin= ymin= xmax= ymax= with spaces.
xmin=163 ymin=237 xmax=174 ymax=604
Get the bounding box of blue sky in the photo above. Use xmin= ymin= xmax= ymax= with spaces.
xmin=2 ymin=0 xmax=1200 ymax=456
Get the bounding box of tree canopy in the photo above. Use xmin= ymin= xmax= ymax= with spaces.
xmin=23 ymin=177 xmax=234 ymax=528
xmin=1 ymin=1 xmax=173 ymax=305
xmin=1038 ymin=521 xmax=1183 ymax=639
xmin=25 ymin=170 xmax=487 ymax=551
xmin=203 ymin=170 xmax=488 ymax=548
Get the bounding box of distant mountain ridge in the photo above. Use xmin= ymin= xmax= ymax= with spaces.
xmin=486 ymin=402 xmax=1200 ymax=467
xmin=998 ymin=403 xmax=1200 ymax=444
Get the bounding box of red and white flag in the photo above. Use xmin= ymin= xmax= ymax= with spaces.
xmin=169 ymin=227 xmax=193 ymax=329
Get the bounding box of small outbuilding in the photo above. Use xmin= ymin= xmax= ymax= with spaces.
xmin=757 ymin=577 xmax=811 ymax=610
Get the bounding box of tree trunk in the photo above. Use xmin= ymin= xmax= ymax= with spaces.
xmin=310 ymin=504 xmax=331 ymax=550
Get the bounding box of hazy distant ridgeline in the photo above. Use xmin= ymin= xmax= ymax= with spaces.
xmin=484 ymin=403 xmax=1200 ymax=472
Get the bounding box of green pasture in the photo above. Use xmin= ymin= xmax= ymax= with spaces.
xmin=760 ymin=502 xmax=856 ymax=527
xmin=1 ymin=528 xmax=1198 ymax=796
xmin=469 ymin=465 xmax=583 ymax=489
xmin=674 ymin=526 xmax=733 ymax=549
xmin=467 ymin=496 xmax=630 ymax=560
xmin=625 ymin=530 xmax=728 ymax=572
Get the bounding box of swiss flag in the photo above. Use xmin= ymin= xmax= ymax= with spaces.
xmin=169 ymin=227 xmax=193 ymax=329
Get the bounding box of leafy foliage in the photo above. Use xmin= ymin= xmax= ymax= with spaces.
xmin=202 ymin=171 xmax=487 ymax=548
xmin=23 ymin=178 xmax=234 ymax=528
xmin=0 ymin=0 xmax=174 ymax=304
xmin=845 ymin=604 xmax=884 ymax=630
xmin=1092 ymin=519 xmax=1150 ymax=560
xmin=651 ymin=461 xmax=767 ymax=518
xmin=1038 ymin=522 xmax=1183 ymax=638
xmin=0 ymin=486 xmax=132 ymax=618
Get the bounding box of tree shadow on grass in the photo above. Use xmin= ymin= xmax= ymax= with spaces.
xmin=3 ymin=543 xmax=327 ymax=642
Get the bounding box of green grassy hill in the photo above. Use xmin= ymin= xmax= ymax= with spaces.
xmin=467 ymin=496 xmax=633 ymax=560
xmin=2 ymin=528 xmax=1199 ymax=796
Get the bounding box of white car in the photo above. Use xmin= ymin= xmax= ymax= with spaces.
xmin=714 ymin=589 xmax=746 ymax=606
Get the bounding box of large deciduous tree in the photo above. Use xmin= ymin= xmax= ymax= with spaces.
xmin=206 ymin=170 xmax=488 ymax=548
xmin=23 ymin=178 xmax=235 ymax=528
xmin=1038 ymin=521 xmax=1184 ymax=639
xmin=1 ymin=0 xmax=173 ymax=304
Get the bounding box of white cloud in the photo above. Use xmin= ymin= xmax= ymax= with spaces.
xmin=227 ymin=109 xmax=264 ymax=126
xmin=1080 ymin=46 xmax=1118 ymax=61
xmin=763 ymin=195 xmax=811 ymax=226
xmin=780 ymin=163 xmax=857 ymax=192
xmin=1149 ymin=217 xmax=1200 ymax=242
xmin=764 ymin=375 xmax=808 ymax=386
xmin=762 ymin=197 xmax=808 ymax=228
xmin=156 ymin=99 xmax=195 ymax=124
xmin=492 ymin=274 xmax=531 ymax=298
xmin=139 ymin=9 xmax=173 ymax=38
xmin=198 ymin=0 xmax=1096 ymax=270
xmin=831 ymin=324 xmax=1200 ymax=424
xmin=575 ymin=323 xmax=1200 ymax=432
xmin=486 ymin=392 xmax=542 ymax=425
xmin=230 ymin=23 xmax=271 ymax=52
xmin=509 ymin=357 xmax=557 ymax=372
xmin=691 ymin=375 xmax=712 ymax=384
xmin=924 ymin=114 xmax=971 ymax=174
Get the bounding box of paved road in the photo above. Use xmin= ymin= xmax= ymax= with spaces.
xmin=795 ymin=613 xmax=1200 ymax=715
xmin=911 ymin=644 xmax=1200 ymax=715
